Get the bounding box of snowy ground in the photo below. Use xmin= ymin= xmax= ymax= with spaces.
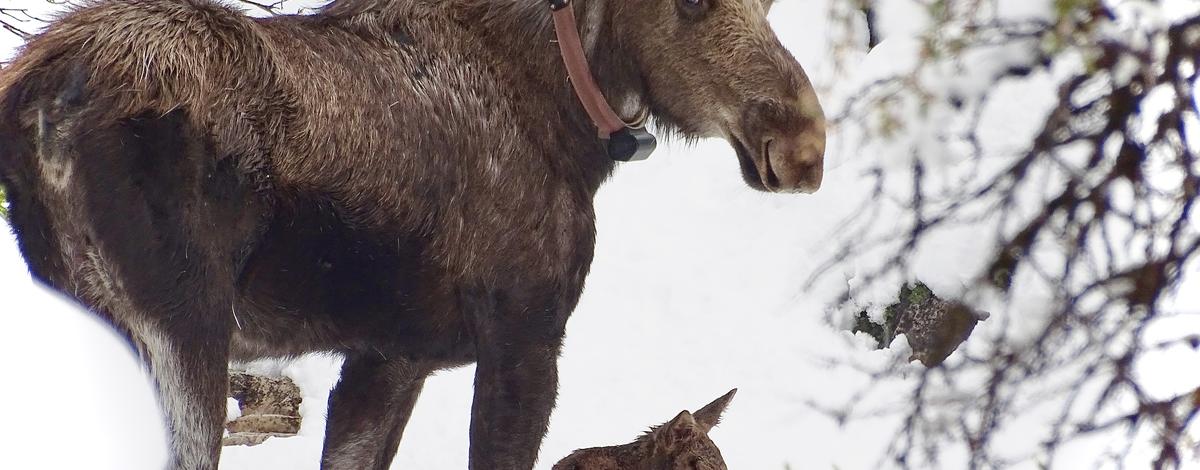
xmin=2 ymin=0 xmax=1198 ymax=469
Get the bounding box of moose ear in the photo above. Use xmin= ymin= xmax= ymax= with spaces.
xmin=693 ymin=388 xmax=737 ymax=433
xmin=656 ymin=410 xmax=700 ymax=448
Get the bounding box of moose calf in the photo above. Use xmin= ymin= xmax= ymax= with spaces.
xmin=553 ymin=389 xmax=736 ymax=470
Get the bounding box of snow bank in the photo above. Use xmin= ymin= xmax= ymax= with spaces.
xmin=0 ymin=221 xmax=168 ymax=469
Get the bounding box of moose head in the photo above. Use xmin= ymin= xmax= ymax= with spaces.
xmin=614 ymin=0 xmax=826 ymax=193
xmin=553 ymin=389 xmax=737 ymax=470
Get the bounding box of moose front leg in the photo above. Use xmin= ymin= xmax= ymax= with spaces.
xmin=464 ymin=288 xmax=569 ymax=470
xmin=470 ymin=339 xmax=562 ymax=469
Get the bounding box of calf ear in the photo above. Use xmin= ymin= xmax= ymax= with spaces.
xmin=657 ymin=410 xmax=700 ymax=448
xmin=693 ymin=388 xmax=737 ymax=432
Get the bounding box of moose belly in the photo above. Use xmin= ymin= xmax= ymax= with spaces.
xmin=229 ymin=202 xmax=474 ymax=366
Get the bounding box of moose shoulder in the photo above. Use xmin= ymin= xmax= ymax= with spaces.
xmin=0 ymin=0 xmax=823 ymax=469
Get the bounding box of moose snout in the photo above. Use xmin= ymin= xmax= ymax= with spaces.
xmin=737 ymin=98 xmax=826 ymax=194
xmin=763 ymin=132 xmax=824 ymax=193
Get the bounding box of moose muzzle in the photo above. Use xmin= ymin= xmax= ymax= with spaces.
xmin=738 ymin=98 xmax=826 ymax=194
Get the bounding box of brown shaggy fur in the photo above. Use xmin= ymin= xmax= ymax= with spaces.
xmin=0 ymin=0 xmax=822 ymax=469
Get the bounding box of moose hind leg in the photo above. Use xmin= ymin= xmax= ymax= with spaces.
xmin=321 ymin=355 xmax=428 ymax=470
xmin=133 ymin=319 xmax=232 ymax=470
xmin=65 ymin=111 xmax=265 ymax=469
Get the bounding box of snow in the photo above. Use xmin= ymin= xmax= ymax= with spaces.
xmin=0 ymin=227 xmax=168 ymax=470
xmin=1 ymin=0 xmax=1198 ymax=469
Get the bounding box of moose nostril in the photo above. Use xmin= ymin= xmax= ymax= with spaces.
xmin=762 ymin=138 xmax=781 ymax=189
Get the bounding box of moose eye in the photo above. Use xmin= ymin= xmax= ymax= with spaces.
xmin=676 ymin=0 xmax=710 ymax=18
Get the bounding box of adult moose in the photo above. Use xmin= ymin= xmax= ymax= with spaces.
xmin=0 ymin=0 xmax=824 ymax=468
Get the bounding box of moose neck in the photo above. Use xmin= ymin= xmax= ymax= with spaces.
xmin=453 ymin=0 xmax=645 ymax=189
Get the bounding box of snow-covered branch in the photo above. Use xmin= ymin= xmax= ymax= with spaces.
xmin=821 ymin=0 xmax=1200 ymax=468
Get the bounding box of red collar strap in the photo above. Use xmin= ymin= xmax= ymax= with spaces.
xmin=548 ymin=0 xmax=657 ymax=161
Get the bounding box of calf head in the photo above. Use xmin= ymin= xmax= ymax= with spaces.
xmin=553 ymin=389 xmax=737 ymax=470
